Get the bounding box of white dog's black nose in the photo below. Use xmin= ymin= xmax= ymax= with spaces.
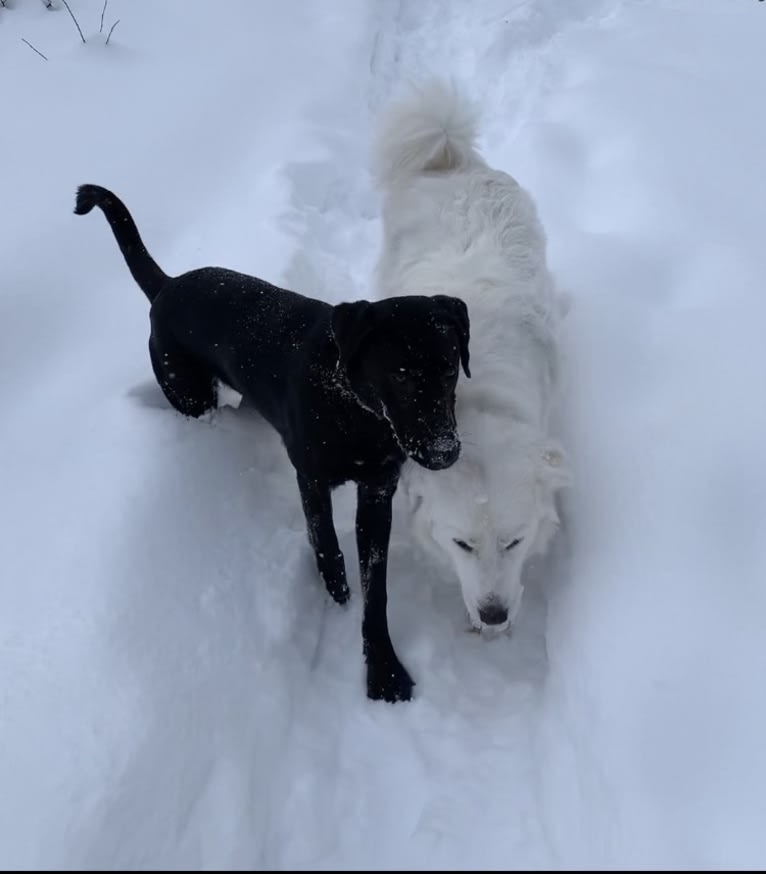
xmin=478 ymin=603 xmax=508 ymax=626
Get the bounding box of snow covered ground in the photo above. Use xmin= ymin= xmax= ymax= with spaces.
xmin=2 ymin=0 xmax=766 ymax=868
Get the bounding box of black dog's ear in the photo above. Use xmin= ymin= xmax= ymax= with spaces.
xmin=331 ymin=300 xmax=376 ymax=370
xmin=433 ymin=295 xmax=471 ymax=378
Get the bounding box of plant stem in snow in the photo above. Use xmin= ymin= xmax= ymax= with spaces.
xmin=100 ymin=0 xmax=107 ymax=33
xmin=105 ymin=19 xmax=120 ymax=45
xmin=60 ymin=0 xmax=86 ymax=44
xmin=21 ymin=38 xmax=49 ymax=61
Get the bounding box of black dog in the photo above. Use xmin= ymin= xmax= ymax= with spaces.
xmin=74 ymin=184 xmax=470 ymax=703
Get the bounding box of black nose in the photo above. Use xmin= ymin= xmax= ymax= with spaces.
xmin=415 ymin=438 xmax=460 ymax=471
xmin=478 ymin=603 xmax=509 ymax=626
xmin=436 ymin=440 xmax=460 ymax=468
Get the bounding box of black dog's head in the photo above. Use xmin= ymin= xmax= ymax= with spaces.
xmin=332 ymin=295 xmax=470 ymax=471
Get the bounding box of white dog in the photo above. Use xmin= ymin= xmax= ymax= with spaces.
xmin=372 ymin=79 xmax=570 ymax=633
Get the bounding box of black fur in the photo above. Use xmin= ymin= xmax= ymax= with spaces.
xmin=75 ymin=184 xmax=471 ymax=703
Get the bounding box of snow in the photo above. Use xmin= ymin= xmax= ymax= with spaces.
xmin=2 ymin=0 xmax=766 ymax=868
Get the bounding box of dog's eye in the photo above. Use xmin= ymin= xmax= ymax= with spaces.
xmin=392 ymin=371 xmax=409 ymax=384
xmin=444 ymin=366 xmax=457 ymax=379
xmin=504 ymin=538 xmax=523 ymax=551
xmin=453 ymin=538 xmax=475 ymax=554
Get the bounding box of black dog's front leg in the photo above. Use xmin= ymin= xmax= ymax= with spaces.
xmin=297 ymin=473 xmax=349 ymax=605
xmin=357 ymin=480 xmax=414 ymax=703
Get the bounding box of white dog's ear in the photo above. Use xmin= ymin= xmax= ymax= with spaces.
xmin=404 ymin=484 xmax=436 ymax=547
xmin=399 ymin=472 xmax=423 ymax=513
xmin=539 ymin=441 xmax=572 ymax=491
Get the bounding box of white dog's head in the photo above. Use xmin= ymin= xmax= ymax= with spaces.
xmin=401 ymin=418 xmax=570 ymax=632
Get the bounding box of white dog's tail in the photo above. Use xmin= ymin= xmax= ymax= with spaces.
xmin=373 ymin=79 xmax=481 ymax=188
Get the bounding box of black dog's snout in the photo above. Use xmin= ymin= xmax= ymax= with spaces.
xmin=435 ymin=440 xmax=460 ymax=468
xmin=418 ymin=436 xmax=460 ymax=470
xmin=478 ymin=603 xmax=509 ymax=627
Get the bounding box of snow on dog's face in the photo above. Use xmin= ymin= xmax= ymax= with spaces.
xmin=402 ymin=423 xmax=570 ymax=632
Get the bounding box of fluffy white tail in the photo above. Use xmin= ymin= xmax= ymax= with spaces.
xmin=373 ymin=79 xmax=481 ymax=188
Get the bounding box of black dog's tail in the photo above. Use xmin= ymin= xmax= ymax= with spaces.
xmin=74 ymin=184 xmax=169 ymax=303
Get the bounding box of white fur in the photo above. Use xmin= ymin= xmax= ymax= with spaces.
xmin=373 ymin=79 xmax=571 ymax=632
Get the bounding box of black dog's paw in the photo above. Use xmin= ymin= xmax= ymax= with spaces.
xmin=366 ymin=657 xmax=414 ymax=703
xmin=316 ymin=553 xmax=349 ymax=606
xmin=326 ymin=578 xmax=350 ymax=606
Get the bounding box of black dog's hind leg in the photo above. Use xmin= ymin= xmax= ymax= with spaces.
xmin=297 ymin=474 xmax=350 ymax=605
xmin=356 ymin=480 xmax=414 ymax=703
xmin=149 ymin=331 xmax=217 ymax=418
